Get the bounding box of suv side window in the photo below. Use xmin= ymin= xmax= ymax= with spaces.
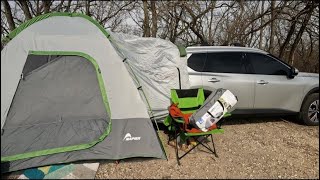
xmin=203 ymin=52 xmax=246 ymax=73
xmin=187 ymin=53 xmax=206 ymax=72
xmin=246 ymin=53 xmax=290 ymax=75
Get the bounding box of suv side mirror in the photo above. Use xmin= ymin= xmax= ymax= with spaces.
xmin=289 ymin=67 xmax=299 ymax=78
xmin=292 ymin=67 xmax=299 ymax=75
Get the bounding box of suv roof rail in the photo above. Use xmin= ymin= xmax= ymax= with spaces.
xmin=186 ymin=46 xmax=267 ymax=54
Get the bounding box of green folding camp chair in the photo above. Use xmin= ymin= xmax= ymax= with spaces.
xmin=164 ymin=88 xmax=231 ymax=165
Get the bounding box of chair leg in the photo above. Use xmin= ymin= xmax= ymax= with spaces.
xmin=179 ymin=141 xmax=200 ymax=159
xmin=193 ymin=135 xmax=218 ymax=158
xmin=168 ymin=129 xmax=176 ymax=145
xmin=210 ymin=134 xmax=218 ymax=158
xmin=179 ymin=135 xmax=213 ymax=160
xmin=197 ymin=136 xmax=215 ymax=153
xmin=167 ymin=132 xmax=172 ymax=145
xmin=173 ymin=134 xmax=219 ymax=165
xmin=175 ymin=129 xmax=180 ymax=165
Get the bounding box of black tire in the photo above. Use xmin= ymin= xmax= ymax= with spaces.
xmin=300 ymin=93 xmax=319 ymax=126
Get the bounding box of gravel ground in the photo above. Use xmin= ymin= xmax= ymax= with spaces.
xmin=95 ymin=117 xmax=319 ymax=179
xmin=2 ymin=117 xmax=318 ymax=179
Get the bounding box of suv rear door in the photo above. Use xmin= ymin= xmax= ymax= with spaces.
xmin=187 ymin=52 xmax=207 ymax=89
xmin=201 ymin=52 xmax=255 ymax=111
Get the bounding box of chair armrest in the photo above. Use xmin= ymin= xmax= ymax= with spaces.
xmin=173 ymin=117 xmax=185 ymax=124
xmin=223 ymin=112 xmax=231 ymax=118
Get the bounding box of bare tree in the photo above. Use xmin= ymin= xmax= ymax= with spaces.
xmin=279 ymin=2 xmax=311 ymax=59
xmin=150 ymin=0 xmax=157 ymax=37
xmin=288 ymin=1 xmax=317 ymax=65
xmin=42 ymin=0 xmax=52 ymax=13
xmin=65 ymin=0 xmax=72 ymax=12
xmin=142 ymin=0 xmax=150 ymax=37
xmin=1 ymin=0 xmax=319 ymax=73
xmin=17 ymin=0 xmax=32 ymax=20
xmin=259 ymin=1 xmax=265 ymax=49
xmin=2 ymin=0 xmax=15 ymax=31
xmin=180 ymin=1 xmax=216 ymax=45
xmin=269 ymin=0 xmax=276 ymax=53
xmin=85 ymin=0 xmax=90 ymax=16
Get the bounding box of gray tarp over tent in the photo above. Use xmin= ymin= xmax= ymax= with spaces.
xmin=0 ymin=13 xmax=173 ymax=173
xmin=109 ymin=32 xmax=190 ymax=121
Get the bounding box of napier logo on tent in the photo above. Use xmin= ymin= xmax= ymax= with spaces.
xmin=123 ymin=133 xmax=141 ymax=141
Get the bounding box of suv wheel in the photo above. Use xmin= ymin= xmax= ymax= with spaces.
xmin=301 ymin=93 xmax=319 ymax=126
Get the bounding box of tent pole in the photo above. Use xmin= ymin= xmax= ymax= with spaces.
xmin=176 ymin=67 xmax=181 ymax=89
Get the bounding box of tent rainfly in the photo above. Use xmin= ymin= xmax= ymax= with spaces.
xmin=0 ymin=12 xmax=190 ymax=173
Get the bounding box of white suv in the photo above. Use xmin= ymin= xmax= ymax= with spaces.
xmin=186 ymin=46 xmax=319 ymax=125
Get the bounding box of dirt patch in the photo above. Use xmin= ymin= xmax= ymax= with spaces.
xmin=2 ymin=117 xmax=318 ymax=179
xmin=95 ymin=117 xmax=319 ymax=179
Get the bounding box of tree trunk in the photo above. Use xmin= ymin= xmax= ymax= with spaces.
xmin=43 ymin=0 xmax=52 ymax=13
xmin=181 ymin=2 xmax=214 ymax=45
xmin=168 ymin=3 xmax=183 ymax=43
xmin=269 ymin=0 xmax=276 ymax=53
xmin=279 ymin=2 xmax=314 ymax=60
xmin=259 ymin=1 xmax=265 ymax=49
xmin=56 ymin=0 xmax=65 ymax=11
xmin=65 ymin=0 xmax=72 ymax=12
xmin=2 ymin=0 xmax=16 ymax=31
xmin=279 ymin=19 xmax=296 ymax=59
xmin=208 ymin=7 xmax=214 ymax=45
xmin=306 ymin=29 xmax=313 ymax=61
xmin=18 ymin=0 xmax=33 ymax=20
xmin=288 ymin=3 xmax=315 ymax=65
xmin=189 ymin=23 xmax=207 ymax=45
xmin=142 ymin=0 xmax=150 ymax=37
xmin=85 ymin=0 xmax=90 ymax=16
xmin=238 ymin=0 xmax=244 ymax=43
xmin=150 ymin=1 xmax=157 ymax=37
xmin=36 ymin=0 xmax=41 ymax=15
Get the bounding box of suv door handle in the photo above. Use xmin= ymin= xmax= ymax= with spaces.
xmin=208 ymin=78 xmax=220 ymax=83
xmin=257 ymin=80 xmax=269 ymax=85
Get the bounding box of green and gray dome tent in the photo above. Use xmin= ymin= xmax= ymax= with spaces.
xmin=1 ymin=13 xmax=167 ymax=173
